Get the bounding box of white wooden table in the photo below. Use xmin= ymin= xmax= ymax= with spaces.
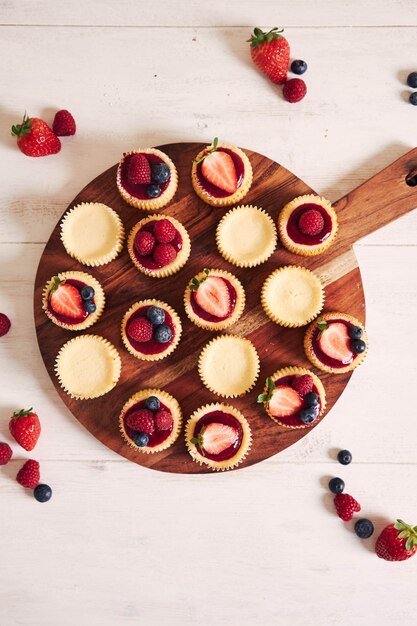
xmin=1 ymin=3 xmax=417 ymax=625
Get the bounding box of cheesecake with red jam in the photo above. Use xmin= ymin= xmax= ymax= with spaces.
xmin=191 ymin=138 xmax=253 ymax=207
xmin=278 ymin=194 xmax=338 ymax=256
xmin=304 ymin=312 xmax=368 ymax=374
xmin=184 ymin=268 xmax=245 ymax=330
xmin=185 ymin=403 xmax=252 ymax=470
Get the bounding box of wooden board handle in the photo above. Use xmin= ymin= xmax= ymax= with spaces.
xmin=334 ymin=147 xmax=417 ymax=248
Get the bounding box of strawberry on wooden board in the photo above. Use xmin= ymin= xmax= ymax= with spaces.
xmin=268 ymin=385 xmax=303 ymax=418
xmin=248 ymin=27 xmax=290 ymax=85
xmin=195 ymin=138 xmax=238 ymax=194
xmin=9 ymin=408 xmax=41 ymax=451
xmin=318 ymin=321 xmax=353 ymax=363
xmin=197 ymin=423 xmax=238 ymax=456
xmin=194 ymin=276 xmax=231 ymax=318
xmin=49 ymin=277 xmax=85 ymax=319
xmin=375 ymin=520 xmax=417 ymax=561
xmin=11 ymin=113 xmax=61 ymax=157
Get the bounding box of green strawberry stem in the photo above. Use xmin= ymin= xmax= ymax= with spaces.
xmin=257 ymin=376 xmax=276 ymax=404
xmin=316 ymin=319 xmax=329 ymax=338
xmin=189 ymin=268 xmax=210 ymax=291
xmin=193 ymin=138 xmax=219 ymax=164
xmin=394 ymin=519 xmax=417 ymax=552
xmin=49 ymin=276 xmax=62 ymax=295
xmin=247 ymin=27 xmax=284 ymax=48
xmin=11 ymin=113 xmax=33 ymax=138
xmin=190 ymin=431 xmax=206 ymax=456
xmin=12 ymin=407 xmax=33 ymax=418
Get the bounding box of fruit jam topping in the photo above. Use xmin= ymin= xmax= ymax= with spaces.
xmin=120 ymin=153 xmax=170 ymax=199
xmin=273 ymin=375 xmax=321 ymax=427
xmin=126 ymin=306 xmax=175 ymax=354
xmin=133 ymin=220 xmax=182 ymax=270
xmin=48 ymin=279 xmax=90 ymax=325
xmin=286 ymin=203 xmax=333 ymax=245
xmin=124 ymin=400 xmax=172 ymax=447
xmin=312 ymin=319 xmax=358 ymax=368
xmin=193 ymin=411 xmax=243 ymax=462
xmin=190 ymin=277 xmax=237 ymax=322
xmin=196 ymin=148 xmax=244 ymax=197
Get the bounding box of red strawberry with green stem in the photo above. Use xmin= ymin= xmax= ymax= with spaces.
xmin=11 ymin=113 xmax=61 ymax=157
xmin=248 ymin=27 xmax=290 ymax=85
xmin=9 ymin=408 xmax=41 ymax=451
xmin=317 ymin=320 xmax=353 ymax=363
xmin=190 ymin=270 xmax=231 ymax=318
xmin=192 ymin=423 xmax=238 ymax=456
xmin=375 ymin=520 xmax=417 ymax=561
xmin=49 ymin=277 xmax=85 ymax=319
xmin=195 ymin=138 xmax=238 ymax=194
xmin=258 ymin=378 xmax=303 ymax=418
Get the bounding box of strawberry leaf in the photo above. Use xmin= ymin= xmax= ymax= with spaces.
xmin=394 ymin=520 xmax=407 ymax=530
xmin=257 ymin=393 xmax=268 ymax=403
xmin=398 ymin=530 xmax=409 ymax=539
xmin=316 ymin=319 xmax=329 ymax=338
xmin=406 ymin=537 xmax=413 ymax=552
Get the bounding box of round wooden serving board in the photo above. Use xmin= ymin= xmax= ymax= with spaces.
xmin=34 ymin=143 xmax=417 ymax=473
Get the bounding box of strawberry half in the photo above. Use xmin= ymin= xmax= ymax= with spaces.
xmin=200 ymin=423 xmax=238 ymax=455
xmin=49 ymin=278 xmax=84 ymax=319
xmin=195 ymin=276 xmax=231 ymax=318
xmin=201 ymin=150 xmax=238 ymax=194
xmin=318 ymin=322 xmax=353 ymax=363
xmin=268 ymin=385 xmax=303 ymax=418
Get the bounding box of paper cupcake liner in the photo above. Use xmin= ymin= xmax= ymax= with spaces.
xmin=121 ymin=299 xmax=182 ymax=361
xmin=278 ymin=194 xmax=338 ymax=257
xmin=185 ymin=402 xmax=252 ymax=471
xmin=261 ymin=265 xmax=325 ymax=328
xmin=259 ymin=366 xmax=327 ymax=430
xmin=216 ymin=205 xmax=277 ymax=268
xmin=127 ymin=214 xmax=191 ymax=278
xmin=119 ymin=388 xmax=182 ymax=454
xmin=183 ymin=269 xmax=246 ymax=331
xmin=42 ymin=271 xmax=105 ymax=331
xmin=60 ymin=202 xmax=125 ymax=267
xmin=55 ymin=334 xmax=121 ymax=400
xmin=116 ymin=148 xmax=178 ymax=210
xmin=191 ymin=143 xmax=253 ymax=207
xmin=304 ymin=312 xmax=368 ymax=374
xmin=198 ymin=335 xmax=260 ymax=398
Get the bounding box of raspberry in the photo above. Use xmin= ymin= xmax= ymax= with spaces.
xmin=126 ymin=409 xmax=155 ymax=434
xmin=153 ymin=219 xmax=176 ymax=244
xmin=155 ymin=409 xmax=173 ymax=431
xmin=153 ymin=243 xmax=177 ymax=267
xmin=292 ymin=374 xmax=314 ymax=396
xmin=283 ymin=78 xmax=307 ymax=103
xmin=52 ymin=109 xmax=76 ymax=136
xmin=298 ymin=209 xmax=324 ymax=236
xmin=0 ymin=313 xmax=11 ymax=337
xmin=127 ymin=154 xmax=151 ymax=185
xmin=134 ymin=230 xmax=155 ymax=256
xmin=0 ymin=442 xmax=13 ymax=465
xmin=16 ymin=459 xmax=40 ymax=488
xmin=334 ymin=493 xmax=361 ymax=522
xmin=127 ymin=317 xmax=153 ymax=343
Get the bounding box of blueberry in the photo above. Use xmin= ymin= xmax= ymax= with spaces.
xmin=291 ymin=59 xmax=308 ymax=75
xmin=328 ymin=477 xmax=345 ymax=494
xmin=134 ymin=432 xmax=149 ymax=447
xmin=409 ymin=92 xmax=417 ymax=106
xmin=337 ymin=449 xmax=352 ymax=465
xmin=80 ymin=286 xmax=95 ymax=300
xmin=151 ymin=163 xmax=170 ymax=184
xmin=305 ymin=391 xmax=319 ymax=407
xmin=83 ymin=299 xmax=97 ymax=314
xmin=34 ymin=484 xmax=52 ymax=503
xmin=349 ymin=325 xmax=363 ymax=340
xmin=145 ymin=396 xmax=160 ymax=411
xmin=147 ymin=306 xmax=165 ymax=325
xmin=407 ymin=72 xmax=417 ymax=88
xmin=351 ymin=339 xmax=366 ymax=354
xmin=154 ymin=324 xmax=172 ymax=343
xmin=354 ymin=518 xmax=374 ymax=539
xmin=146 ymin=184 xmax=161 ymax=198
xmin=299 ymin=406 xmax=318 ymax=424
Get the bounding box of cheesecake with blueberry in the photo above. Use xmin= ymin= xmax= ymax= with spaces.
xmin=127 ymin=214 xmax=191 ymax=278
xmin=278 ymin=194 xmax=338 ymax=256
xmin=121 ymin=300 xmax=182 ymax=361
xmin=191 ymin=138 xmax=253 ymax=207
xmin=184 ymin=268 xmax=245 ymax=331
xmin=119 ymin=389 xmax=182 ymax=453
xmin=116 ymin=148 xmax=178 ymax=210
xmin=258 ymin=367 xmax=326 ymax=429
xmin=304 ymin=312 xmax=368 ymax=374
xmin=185 ymin=403 xmax=252 ymax=471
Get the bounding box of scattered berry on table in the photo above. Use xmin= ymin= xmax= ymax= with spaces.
xmin=299 ymin=406 xmax=319 ymax=424
xmin=337 ymin=449 xmax=352 ymax=465
xmin=126 ymin=409 xmax=155 ymax=434
xmin=298 ymin=209 xmax=324 ymax=236
xmin=16 ymin=459 xmax=40 ymax=488
xmin=52 ymin=109 xmax=76 ymax=136
xmin=328 ymin=477 xmax=345 ymax=494
xmin=375 ymin=520 xmax=417 ymax=561
xmin=408 ymin=92 xmax=417 ymax=106
xmin=334 ymin=493 xmax=361 ymax=521
xmin=154 ymin=324 xmax=173 ymax=344
xmin=133 ymin=432 xmax=149 ymax=447
xmin=351 ymin=339 xmax=366 ymax=354
xmin=127 ymin=317 xmax=153 ymax=343
xmin=305 ymin=391 xmax=319 ymax=407
xmin=0 ymin=442 xmax=13 ymax=465
xmin=0 ymin=313 xmax=11 ymax=337
xmin=354 ymin=518 xmax=374 ymax=539
xmin=34 ymin=484 xmax=52 ymax=503
xmin=407 ymin=72 xmax=417 ymax=88
xmin=127 ymin=154 xmax=151 ymax=185
xmin=80 ymin=286 xmax=95 ymax=301
xmin=153 ymin=219 xmax=176 ymax=243
xmin=283 ymin=78 xmax=307 ymax=103
xmin=146 ymin=306 xmax=165 ymax=326
xmin=248 ymin=26 xmax=290 ymax=85
xmin=135 ymin=230 xmax=156 ymax=256
xmin=83 ymin=299 xmax=96 ymax=314
xmin=153 ymin=243 xmax=177 ymax=266
xmin=145 ymin=396 xmax=161 ymax=411
xmin=155 ymin=409 xmax=173 ymax=431
xmin=348 ymin=325 xmax=363 ymax=340
xmin=291 ymin=59 xmax=307 ymax=75
xmin=9 ymin=408 xmax=41 ymax=451
xmin=11 ymin=114 xmax=61 ymax=157
xmin=151 ymin=163 xmax=170 ymax=184
xmin=291 ymin=374 xmax=314 ymax=396
xmin=146 ymin=183 xmax=161 ymax=198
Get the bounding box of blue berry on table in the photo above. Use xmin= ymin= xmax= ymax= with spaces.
xmin=299 ymin=406 xmax=318 ymax=424
xmin=351 ymin=339 xmax=366 ymax=354
xmin=328 ymin=477 xmax=345 ymax=494
xmin=80 ymin=285 xmax=95 ymax=300
xmin=348 ymin=325 xmax=363 ymax=340
xmin=354 ymin=518 xmax=374 ymax=539
xmin=83 ymin=299 xmax=97 ymax=314
xmin=409 ymin=92 xmax=417 ymax=106
xmin=145 ymin=396 xmax=160 ymax=411
xmin=305 ymin=391 xmax=319 ymax=407
xmin=147 ymin=306 xmax=165 ymax=325
xmin=154 ymin=324 xmax=172 ymax=343
xmin=291 ymin=60 xmax=307 ymax=75
xmin=407 ymin=72 xmax=417 ymax=88
xmin=34 ymin=484 xmax=52 ymax=503
xmin=134 ymin=432 xmax=149 ymax=447
xmin=151 ymin=163 xmax=170 ymax=184
xmin=146 ymin=183 xmax=161 ymax=198
xmin=337 ymin=449 xmax=352 ymax=465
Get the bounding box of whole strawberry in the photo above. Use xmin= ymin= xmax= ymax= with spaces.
xmin=248 ymin=27 xmax=290 ymax=85
xmin=16 ymin=459 xmax=40 ymax=488
xmin=0 ymin=442 xmax=13 ymax=465
xmin=334 ymin=493 xmax=361 ymax=521
xmin=11 ymin=114 xmax=61 ymax=157
xmin=9 ymin=408 xmax=41 ymax=451
xmin=376 ymin=520 xmax=417 ymax=562
xmin=53 ymin=109 xmax=76 ymax=136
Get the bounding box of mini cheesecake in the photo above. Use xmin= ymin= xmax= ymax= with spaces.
xmin=191 ymin=138 xmax=253 ymax=207
xmin=304 ymin=312 xmax=368 ymax=374
xmin=258 ymin=366 xmax=326 ymax=429
xmin=42 ymin=271 xmax=105 ymax=331
xmin=119 ymin=389 xmax=182 ymax=454
xmin=184 ymin=269 xmax=245 ymax=331
xmin=116 ymin=148 xmax=178 ymax=210
xmin=121 ymin=299 xmax=182 ymax=361
xmin=185 ymin=403 xmax=252 ymax=471
xmin=278 ymin=194 xmax=338 ymax=256
xmin=127 ymin=214 xmax=191 ymax=278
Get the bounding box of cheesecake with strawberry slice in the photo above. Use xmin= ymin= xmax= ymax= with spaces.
xmin=258 ymin=366 xmax=326 ymax=429
xmin=191 ymin=138 xmax=253 ymax=207
xmin=185 ymin=403 xmax=252 ymax=470
xmin=42 ymin=271 xmax=105 ymax=330
xmin=184 ymin=268 xmax=245 ymax=330
xmin=304 ymin=312 xmax=368 ymax=374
